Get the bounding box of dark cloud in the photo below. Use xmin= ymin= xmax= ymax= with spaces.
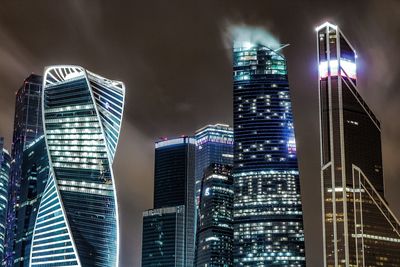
xmin=0 ymin=0 xmax=399 ymax=266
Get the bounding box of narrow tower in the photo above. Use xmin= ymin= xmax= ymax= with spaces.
xmin=4 ymin=74 xmax=43 ymax=266
xmin=142 ymin=137 xmax=196 ymax=267
xmin=317 ymin=22 xmax=400 ymax=266
xmin=0 ymin=138 xmax=10 ymax=261
xmin=14 ymin=136 xmax=49 ymax=267
xmin=233 ymin=42 xmax=306 ymax=265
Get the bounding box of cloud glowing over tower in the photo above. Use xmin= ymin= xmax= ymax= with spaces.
xmin=29 ymin=66 xmax=125 ymax=267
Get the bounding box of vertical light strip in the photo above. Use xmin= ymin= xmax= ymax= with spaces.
xmin=336 ymin=28 xmax=350 ymax=267
xmin=359 ymin=169 xmax=365 ymax=267
xmin=352 ymin=166 xmax=359 ymax=266
xmin=325 ymin=24 xmax=339 ymax=267
xmin=317 ymin=24 xmax=327 ymax=267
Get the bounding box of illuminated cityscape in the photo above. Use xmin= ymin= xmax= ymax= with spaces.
xmin=317 ymin=22 xmax=400 ymax=266
xmin=0 ymin=3 xmax=400 ymax=267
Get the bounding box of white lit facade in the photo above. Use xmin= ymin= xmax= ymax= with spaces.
xmin=29 ymin=66 xmax=125 ymax=267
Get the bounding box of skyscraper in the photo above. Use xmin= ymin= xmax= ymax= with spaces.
xmin=4 ymin=74 xmax=43 ymax=266
xmin=142 ymin=137 xmax=196 ymax=267
xmin=233 ymin=42 xmax=306 ymax=265
xmin=195 ymin=164 xmax=234 ymax=267
xmin=0 ymin=138 xmax=10 ymax=261
xmin=317 ymin=22 xmax=400 ymax=266
xmin=142 ymin=206 xmax=186 ymax=267
xmin=29 ymin=66 xmax=125 ymax=266
xmin=194 ymin=125 xmax=233 ymax=267
xmin=195 ymin=124 xmax=233 ymax=207
xmin=153 ymin=137 xmax=195 ymax=210
xmin=13 ymin=136 xmax=48 ymax=267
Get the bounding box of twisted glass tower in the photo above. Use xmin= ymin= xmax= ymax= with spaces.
xmin=29 ymin=66 xmax=125 ymax=267
xmin=233 ymin=43 xmax=306 ymax=266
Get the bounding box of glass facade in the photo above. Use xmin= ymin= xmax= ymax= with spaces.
xmin=317 ymin=22 xmax=400 ymax=266
xmin=233 ymin=43 xmax=306 ymax=266
xmin=154 ymin=137 xmax=195 ymax=210
xmin=29 ymin=66 xmax=124 ymax=267
xmin=352 ymin=167 xmax=400 ymax=266
xmin=142 ymin=206 xmax=185 ymax=267
xmin=195 ymin=164 xmax=233 ymax=267
xmin=13 ymin=137 xmax=49 ymax=267
xmin=4 ymin=74 xmax=43 ymax=266
xmin=0 ymin=138 xmax=10 ymax=261
xmin=142 ymin=137 xmax=196 ymax=267
xmin=194 ymin=124 xmax=233 ymax=208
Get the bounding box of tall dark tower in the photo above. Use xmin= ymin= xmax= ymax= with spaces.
xmin=317 ymin=22 xmax=400 ymax=267
xmin=13 ymin=136 xmax=48 ymax=267
xmin=232 ymin=42 xmax=306 ymax=265
xmin=142 ymin=137 xmax=196 ymax=267
xmin=4 ymin=74 xmax=43 ymax=266
xmin=153 ymin=137 xmax=196 ymax=210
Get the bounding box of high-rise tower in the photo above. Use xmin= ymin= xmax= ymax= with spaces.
xmin=317 ymin=22 xmax=400 ymax=266
xmin=0 ymin=138 xmax=10 ymax=261
xmin=153 ymin=137 xmax=195 ymax=210
xmin=194 ymin=125 xmax=234 ymax=267
xmin=194 ymin=124 xmax=233 ymax=206
xmin=4 ymin=74 xmax=43 ymax=266
xmin=29 ymin=66 xmax=125 ymax=267
xmin=195 ymin=164 xmax=234 ymax=267
xmin=233 ymin=42 xmax=306 ymax=265
xmin=13 ymin=136 xmax=49 ymax=267
xmin=142 ymin=137 xmax=196 ymax=267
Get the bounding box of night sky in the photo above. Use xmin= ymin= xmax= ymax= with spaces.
xmin=1 ymin=1 xmax=400 ymax=266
